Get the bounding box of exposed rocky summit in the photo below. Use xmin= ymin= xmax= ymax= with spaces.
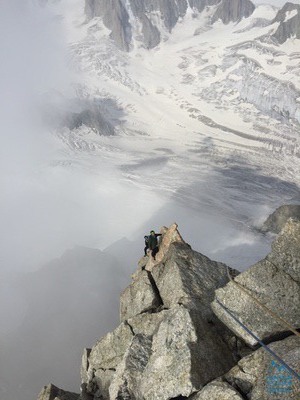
xmin=37 ymin=222 xmax=300 ymax=399
xmin=262 ymin=204 xmax=300 ymax=234
xmin=81 ymin=224 xmax=239 ymax=399
xmin=271 ymin=3 xmax=300 ymax=44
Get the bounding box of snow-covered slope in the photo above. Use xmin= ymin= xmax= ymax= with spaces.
xmin=47 ymin=0 xmax=300 ymax=226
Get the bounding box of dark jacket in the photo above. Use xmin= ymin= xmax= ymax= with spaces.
xmin=148 ymin=233 xmax=161 ymax=250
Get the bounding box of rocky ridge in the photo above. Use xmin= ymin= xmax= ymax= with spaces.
xmin=84 ymin=0 xmax=256 ymax=50
xmin=84 ymin=0 xmax=300 ymax=51
xmin=271 ymin=2 xmax=300 ymax=44
xmin=37 ymin=219 xmax=300 ymax=400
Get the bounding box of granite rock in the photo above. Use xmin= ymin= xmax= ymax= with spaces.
xmin=190 ymin=380 xmax=244 ymax=399
xmin=120 ymin=269 xmax=162 ymax=321
xmin=261 ymin=204 xmax=300 ymax=234
xmin=225 ymin=335 xmax=300 ymax=400
xmin=212 ymin=220 xmax=300 ymax=346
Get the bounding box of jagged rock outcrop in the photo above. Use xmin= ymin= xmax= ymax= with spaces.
xmin=63 ymin=108 xmax=115 ymax=136
xmin=84 ymin=0 xmax=254 ymax=50
xmin=36 ymin=220 xmax=300 ymax=400
xmin=110 ymin=306 xmax=235 ymax=399
xmin=85 ymin=0 xmax=132 ymax=51
xmin=271 ymin=3 xmax=300 ymax=44
xmin=120 ymin=269 xmax=162 ymax=321
xmin=212 ymin=219 xmax=300 ymax=347
xmin=211 ymin=0 xmax=255 ymax=25
xmin=262 ymin=204 xmax=300 ymax=234
xmin=37 ymin=384 xmax=78 ymax=400
xmin=225 ymin=335 xmax=300 ymax=399
xmin=193 ymin=335 xmax=300 ymax=399
xmin=81 ymin=223 xmax=238 ymax=399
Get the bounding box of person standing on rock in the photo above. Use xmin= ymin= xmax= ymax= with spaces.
xmin=148 ymin=230 xmax=162 ymax=260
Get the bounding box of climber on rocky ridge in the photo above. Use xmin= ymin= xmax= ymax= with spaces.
xmin=147 ymin=230 xmax=162 ymax=260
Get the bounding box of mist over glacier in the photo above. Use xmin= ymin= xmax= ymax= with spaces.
xmin=0 ymin=1 xmax=300 ymax=400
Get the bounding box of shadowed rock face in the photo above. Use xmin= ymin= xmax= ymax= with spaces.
xmin=225 ymin=335 xmax=300 ymax=400
xmin=271 ymin=3 xmax=300 ymax=44
xmin=261 ymin=204 xmax=300 ymax=234
xmin=37 ymin=384 xmax=78 ymax=400
xmin=212 ymin=219 xmax=300 ymax=347
xmin=85 ymin=0 xmax=132 ymax=51
xmin=84 ymin=0 xmax=254 ymax=50
xmin=211 ymin=0 xmax=255 ymax=25
xmin=193 ymin=335 xmax=300 ymax=400
xmin=63 ymin=108 xmax=115 ymax=136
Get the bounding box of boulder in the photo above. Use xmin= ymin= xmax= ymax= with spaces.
xmin=225 ymin=335 xmax=300 ymax=400
xmin=110 ymin=306 xmax=236 ymax=400
xmin=151 ymin=241 xmax=230 ymax=315
xmin=37 ymin=384 xmax=79 ymax=400
xmin=127 ymin=310 xmax=169 ymax=336
xmin=81 ymin=312 xmax=168 ymax=399
xmin=189 ymin=380 xmax=244 ymax=399
xmin=191 ymin=335 xmax=300 ymax=400
xmin=261 ymin=204 xmax=300 ymax=234
xmin=212 ymin=220 xmax=300 ymax=346
xmin=87 ymin=323 xmax=134 ymax=371
xmin=109 ymin=334 xmax=153 ymax=399
xmin=120 ymin=269 xmax=162 ymax=321
xmin=81 ymin=322 xmax=134 ymax=396
xmin=140 ymin=306 xmax=235 ymax=399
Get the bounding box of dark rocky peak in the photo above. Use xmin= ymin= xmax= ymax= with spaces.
xmin=211 ymin=0 xmax=255 ymax=25
xmin=85 ymin=0 xmax=132 ymax=51
xmin=271 ymin=2 xmax=300 ymax=43
xmin=188 ymin=0 xmax=221 ymax=13
xmin=130 ymin=0 xmax=188 ymax=32
xmin=272 ymin=2 xmax=300 ymax=23
xmin=84 ymin=0 xmax=251 ymax=51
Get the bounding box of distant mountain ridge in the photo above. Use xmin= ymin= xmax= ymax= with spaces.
xmin=84 ymin=0 xmax=256 ymax=50
xmin=84 ymin=0 xmax=300 ymax=51
xmin=271 ymin=2 xmax=300 ymax=43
